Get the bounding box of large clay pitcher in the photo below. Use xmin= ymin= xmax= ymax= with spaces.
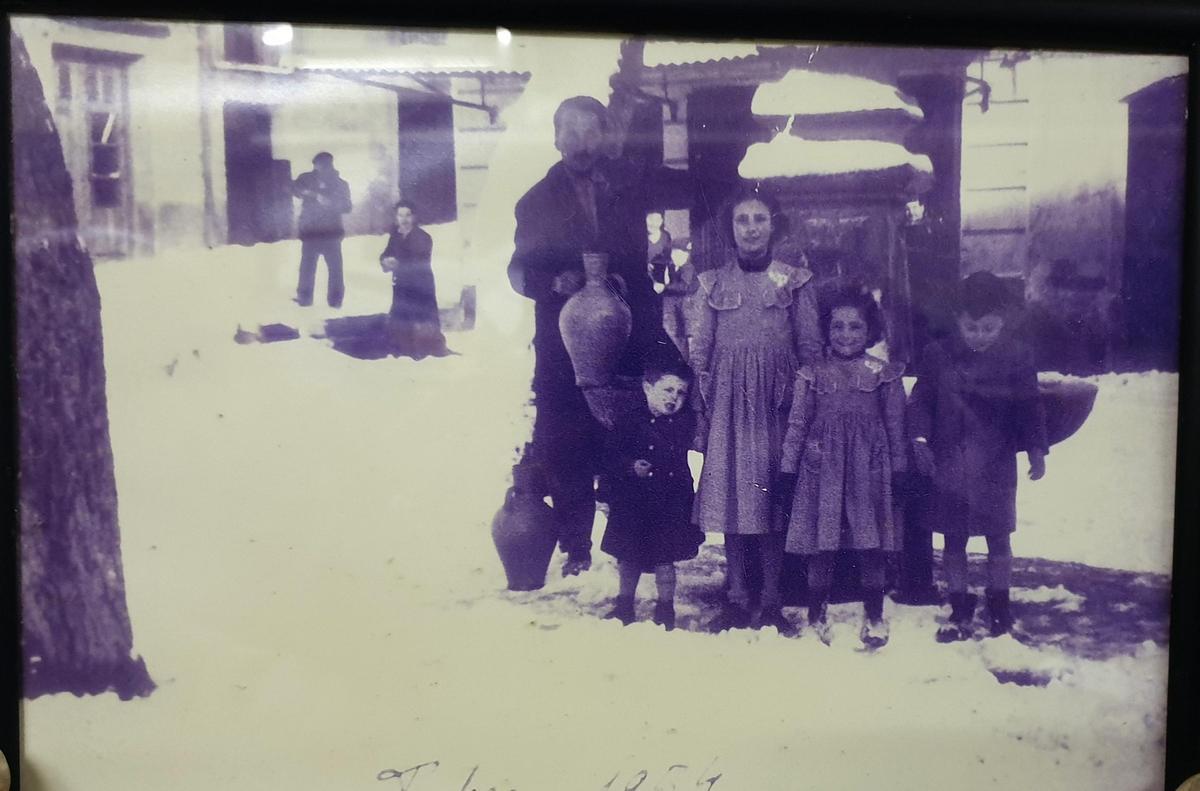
xmin=558 ymin=252 xmax=633 ymax=388
xmin=491 ymin=463 xmax=557 ymax=591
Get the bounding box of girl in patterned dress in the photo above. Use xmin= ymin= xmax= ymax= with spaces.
xmin=779 ymin=286 xmax=907 ymax=648
xmin=689 ymin=184 xmax=822 ymax=631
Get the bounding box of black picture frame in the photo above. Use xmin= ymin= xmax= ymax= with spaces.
xmin=3 ymin=1 xmax=1198 ymax=789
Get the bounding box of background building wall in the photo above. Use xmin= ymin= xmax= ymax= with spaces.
xmin=451 ymin=74 xmax=529 ymax=242
xmin=15 ymin=16 xmax=210 ymax=256
xmin=270 ymin=73 xmax=399 ymax=237
xmin=961 ymin=51 xmax=1185 ymax=290
xmin=959 ymin=50 xmax=1186 ymax=372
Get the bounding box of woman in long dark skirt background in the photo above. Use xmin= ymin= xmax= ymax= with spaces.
xmin=379 ymin=200 xmax=449 ymax=359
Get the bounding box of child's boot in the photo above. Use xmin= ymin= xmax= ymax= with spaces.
xmin=653 ymin=600 xmax=676 ymax=631
xmin=935 ymin=591 xmax=977 ymax=643
xmin=605 ymin=596 xmax=636 ymax=626
xmin=807 ymin=600 xmax=833 ymax=645
xmin=859 ymin=617 xmax=890 ymax=650
xmin=562 ymin=552 xmax=592 ymax=577
xmin=860 ymin=589 xmax=889 ymax=649
xmin=986 ymin=589 xmax=1014 ymax=637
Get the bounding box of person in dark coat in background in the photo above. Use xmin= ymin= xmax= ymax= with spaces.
xmin=661 ymin=241 xmax=698 ymax=360
xmin=646 ymin=210 xmax=673 ymax=291
xmin=293 ymin=151 xmax=353 ymax=308
xmin=379 ymin=200 xmax=448 ymax=359
xmin=601 ymin=357 xmax=703 ymax=631
xmin=507 ymin=95 xmax=675 ymax=578
xmin=908 ymin=271 xmax=1048 ymax=642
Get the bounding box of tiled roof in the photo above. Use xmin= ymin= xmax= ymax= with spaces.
xmin=292 ymin=58 xmax=528 ymax=78
xmin=642 ymin=41 xmax=766 ymax=68
xmin=295 ymin=63 xmax=530 ymax=78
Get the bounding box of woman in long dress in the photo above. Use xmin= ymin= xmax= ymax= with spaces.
xmin=379 ymin=200 xmax=449 ymax=359
xmin=689 ymin=183 xmax=822 ymax=631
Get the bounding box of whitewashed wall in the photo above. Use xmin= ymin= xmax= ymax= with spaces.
xmin=14 ymin=16 xmax=211 ymax=255
xmin=960 ymin=51 xmax=1187 ymax=287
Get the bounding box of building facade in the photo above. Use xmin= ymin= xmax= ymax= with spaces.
xmin=15 ymin=16 xmax=530 ymax=263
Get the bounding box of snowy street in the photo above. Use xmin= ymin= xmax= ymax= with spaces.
xmin=19 ymin=238 xmax=1176 ymax=791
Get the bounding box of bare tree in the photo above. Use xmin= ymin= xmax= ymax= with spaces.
xmin=11 ymin=31 xmax=153 ymax=700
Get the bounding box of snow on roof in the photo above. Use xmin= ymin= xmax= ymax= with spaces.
xmin=739 ymin=134 xmax=933 ymax=179
xmin=752 ymin=69 xmax=923 ymax=119
xmin=642 ymin=40 xmax=762 ymax=68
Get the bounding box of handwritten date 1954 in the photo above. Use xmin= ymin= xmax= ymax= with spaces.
xmin=602 ymin=760 xmax=722 ymax=791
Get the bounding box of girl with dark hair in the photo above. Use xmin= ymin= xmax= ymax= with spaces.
xmin=379 ymin=200 xmax=448 ymax=359
xmin=778 ymin=284 xmax=907 ymax=648
xmin=688 ymin=181 xmax=823 ymax=632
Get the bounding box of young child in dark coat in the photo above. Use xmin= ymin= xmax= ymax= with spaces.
xmin=908 ymin=271 xmax=1049 ymax=642
xmin=602 ymin=358 xmax=704 ymax=631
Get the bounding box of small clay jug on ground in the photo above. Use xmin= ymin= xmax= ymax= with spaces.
xmin=558 ymin=252 xmax=633 ymax=388
xmin=491 ymin=462 xmax=557 ymax=591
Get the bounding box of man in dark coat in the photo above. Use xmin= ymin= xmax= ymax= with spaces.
xmin=507 ymin=95 xmax=670 ymax=577
xmin=293 ymin=151 xmax=353 ymax=308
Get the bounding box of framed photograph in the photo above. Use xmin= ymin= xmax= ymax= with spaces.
xmin=5 ymin=2 xmax=1198 ymax=790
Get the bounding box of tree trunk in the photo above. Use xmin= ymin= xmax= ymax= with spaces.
xmin=11 ymin=31 xmax=154 ymax=700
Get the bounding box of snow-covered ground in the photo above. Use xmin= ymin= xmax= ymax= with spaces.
xmin=19 ymin=239 xmax=1175 ymax=791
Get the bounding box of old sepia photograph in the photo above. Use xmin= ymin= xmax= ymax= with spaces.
xmin=8 ymin=12 xmax=1190 ymax=790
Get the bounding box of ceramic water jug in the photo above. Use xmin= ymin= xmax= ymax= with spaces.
xmin=491 ymin=462 xmax=557 ymax=591
xmin=558 ymin=252 xmax=632 ymax=388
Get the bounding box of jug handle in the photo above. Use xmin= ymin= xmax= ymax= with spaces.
xmin=607 ymin=273 xmax=628 ymax=298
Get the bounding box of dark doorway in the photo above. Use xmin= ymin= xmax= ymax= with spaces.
xmin=623 ymin=97 xmax=666 ymax=185
xmin=686 ymin=84 xmax=773 ymax=267
xmin=1122 ymin=74 xmax=1187 ymax=371
xmin=223 ymin=102 xmax=291 ymax=245
xmin=397 ymin=91 xmax=457 ymax=225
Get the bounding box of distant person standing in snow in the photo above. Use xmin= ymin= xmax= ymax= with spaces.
xmin=661 ymin=241 xmax=697 ymax=360
xmin=646 ymin=210 xmax=673 ymax=292
xmin=507 ymin=95 xmax=669 ymax=578
xmin=908 ymin=271 xmax=1048 ymax=642
xmin=379 ymin=200 xmax=448 ymax=359
xmin=293 ymin=151 xmax=352 ymax=309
